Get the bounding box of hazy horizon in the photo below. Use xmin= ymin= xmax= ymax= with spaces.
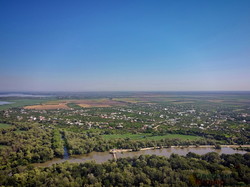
xmin=1 ymin=0 xmax=250 ymax=92
xmin=1 ymin=90 xmax=250 ymax=94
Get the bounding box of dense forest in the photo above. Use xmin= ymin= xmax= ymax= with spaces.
xmin=0 ymin=123 xmax=55 ymax=169
xmin=0 ymin=153 xmax=249 ymax=186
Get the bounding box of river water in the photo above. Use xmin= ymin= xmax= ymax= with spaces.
xmin=63 ymin=147 xmax=69 ymax=159
xmin=34 ymin=146 xmax=247 ymax=167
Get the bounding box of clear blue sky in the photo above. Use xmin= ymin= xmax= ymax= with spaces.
xmin=1 ymin=0 xmax=250 ymax=91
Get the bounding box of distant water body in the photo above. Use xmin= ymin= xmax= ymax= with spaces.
xmin=0 ymin=101 xmax=13 ymax=105
xmin=0 ymin=94 xmax=51 ymax=97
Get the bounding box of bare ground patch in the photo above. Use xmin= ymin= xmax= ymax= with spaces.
xmin=24 ymin=103 xmax=70 ymax=110
xmin=24 ymin=99 xmax=125 ymax=109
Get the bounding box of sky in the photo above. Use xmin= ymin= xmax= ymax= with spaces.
xmin=0 ymin=0 xmax=250 ymax=92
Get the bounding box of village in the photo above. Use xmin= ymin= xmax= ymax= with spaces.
xmin=1 ymin=99 xmax=249 ymax=142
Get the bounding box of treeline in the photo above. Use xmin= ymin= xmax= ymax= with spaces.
xmin=0 ymin=124 xmax=53 ymax=169
xmin=1 ymin=153 xmax=249 ymax=186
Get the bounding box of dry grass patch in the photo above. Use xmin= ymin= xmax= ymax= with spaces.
xmin=208 ymin=100 xmax=224 ymax=103
xmin=24 ymin=98 xmax=126 ymax=109
xmin=24 ymin=103 xmax=70 ymax=110
xmin=75 ymin=99 xmax=124 ymax=108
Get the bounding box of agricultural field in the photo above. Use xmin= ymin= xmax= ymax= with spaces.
xmin=112 ymin=93 xmax=250 ymax=105
xmin=23 ymin=98 xmax=126 ymax=110
xmin=75 ymin=98 xmax=125 ymax=108
xmin=113 ymin=97 xmax=147 ymax=103
xmin=24 ymin=102 xmax=70 ymax=110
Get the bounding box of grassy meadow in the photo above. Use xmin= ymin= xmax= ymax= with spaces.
xmin=0 ymin=123 xmax=11 ymax=129
xmin=102 ymin=133 xmax=201 ymax=141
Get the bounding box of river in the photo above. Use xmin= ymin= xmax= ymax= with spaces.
xmin=33 ymin=146 xmax=247 ymax=167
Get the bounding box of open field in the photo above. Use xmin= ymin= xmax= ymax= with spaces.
xmin=112 ymin=98 xmax=145 ymax=103
xmin=102 ymin=133 xmax=201 ymax=141
xmin=0 ymin=123 xmax=11 ymax=129
xmin=112 ymin=97 xmax=192 ymax=104
xmin=24 ymin=98 xmax=126 ymax=110
xmin=0 ymin=99 xmax=51 ymax=110
xmin=12 ymin=92 xmax=250 ymax=110
xmin=75 ymin=99 xmax=124 ymax=107
xmin=171 ymin=101 xmax=195 ymax=104
xmin=113 ymin=93 xmax=250 ymax=105
xmin=24 ymin=103 xmax=70 ymax=110
xmin=207 ymin=99 xmax=224 ymax=103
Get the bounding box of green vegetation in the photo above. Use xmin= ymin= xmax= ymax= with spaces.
xmin=0 ymin=92 xmax=249 ymax=186
xmin=52 ymin=130 xmax=64 ymax=157
xmin=66 ymin=103 xmax=82 ymax=109
xmin=102 ymin=133 xmax=200 ymax=141
xmin=0 ymin=98 xmax=52 ymax=110
xmin=63 ymin=130 xmax=217 ymax=154
xmin=0 ymin=123 xmax=11 ymax=128
xmin=1 ymin=153 xmax=250 ymax=186
xmin=147 ymin=134 xmax=200 ymax=141
xmin=102 ymin=133 xmax=151 ymax=140
xmin=0 ymin=123 xmax=55 ymax=168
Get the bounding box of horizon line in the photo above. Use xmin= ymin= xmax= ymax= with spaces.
xmin=1 ymin=90 xmax=250 ymax=93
